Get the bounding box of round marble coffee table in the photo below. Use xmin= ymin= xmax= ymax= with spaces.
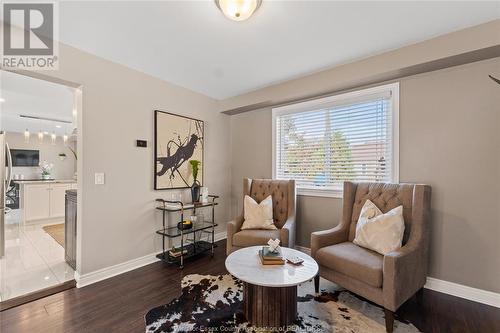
xmin=225 ymin=246 xmax=318 ymax=328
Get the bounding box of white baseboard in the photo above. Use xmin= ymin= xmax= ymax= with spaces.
xmin=424 ymin=277 xmax=500 ymax=308
xmin=76 ymin=231 xmax=227 ymax=288
xmin=294 ymin=245 xmax=500 ymax=308
xmin=75 ymin=251 xmax=159 ymax=288
xmin=214 ymin=231 xmax=227 ymax=242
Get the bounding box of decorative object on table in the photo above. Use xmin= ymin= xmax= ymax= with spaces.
xmin=200 ymin=186 xmax=209 ymax=203
xmin=39 ymin=161 xmax=54 ymax=180
xmin=154 ymin=110 xmax=204 ymax=190
xmin=267 ymin=238 xmax=280 ymax=253
xmin=58 ymin=153 xmax=67 ymax=161
xmin=259 ymin=246 xmax=285 ymax=265
xmin=189 ymin=159 xmax=201 ymax=203
xmin=258 ymin=245 xmax=285 ymax=265
xmin=144 ymin=274 xmax=422 ymax=333
xmin=177 ymin=220 xmax=193 ymax=230
xmin=259 ymin=239 xmax=285 ymax=265
xmin=286 ymin=256 xmax=304 ymax=266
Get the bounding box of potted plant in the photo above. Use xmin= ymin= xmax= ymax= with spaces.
xmin=189 ymin=159 xmax=201 ymax=203
xmin=39 ymin=161 xmax=54 ymax=180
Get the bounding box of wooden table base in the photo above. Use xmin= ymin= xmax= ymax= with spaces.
xmin=243 ymin=282 xmax=297 ymax=328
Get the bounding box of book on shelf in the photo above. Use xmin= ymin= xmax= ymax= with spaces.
xmin=169 ymin=248 xmax=188 ymax=258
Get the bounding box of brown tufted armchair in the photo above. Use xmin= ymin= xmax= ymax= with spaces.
xmin=226 ymin=178 xmax=296 ymax=255
xmin=311 ymin=181 xmax=431 ymax=333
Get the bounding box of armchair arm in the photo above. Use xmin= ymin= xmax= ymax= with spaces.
xmin=383 ymin=243 xmax=427 ymax=311
xmin=310 ymin=223 xmax=348 ymax=258
xmin=280 ymin=216 xmax=295 ymax=248
xmin=226 ymin=215 xmax=244 ymax=254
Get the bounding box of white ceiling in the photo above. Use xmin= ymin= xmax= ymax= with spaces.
xmin=0 ymin=71 xmax=76 ymax=136
xmin=17 ymin=1 xmax=500 ymax=100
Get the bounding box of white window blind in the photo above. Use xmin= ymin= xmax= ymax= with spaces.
xmin=273 ymin=83 xmax=399 ymax=197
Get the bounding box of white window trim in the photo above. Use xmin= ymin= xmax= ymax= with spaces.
xmin=272 ymin=82 xmax=400 ymax=198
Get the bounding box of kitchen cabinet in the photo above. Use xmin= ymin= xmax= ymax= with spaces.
xmin=22 ymin=182 xmax=75 ymax=223
xmin=24 ymin=184 xmax=50 ymax=220
xmin=50 ymin=184 xmax=72 ymax=218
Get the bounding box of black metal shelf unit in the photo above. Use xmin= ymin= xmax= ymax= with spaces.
xmin=155 ymin=195 xmax=218 ymax=268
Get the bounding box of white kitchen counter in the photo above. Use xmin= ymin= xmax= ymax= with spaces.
xmin=14 ymin=179 xmax=76 ymax=185
xmin=15 ymin=180 xmax=77 ymax=224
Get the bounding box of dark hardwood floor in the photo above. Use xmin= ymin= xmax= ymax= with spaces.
xmin=1 ymin=241 xmax=498 ymax=333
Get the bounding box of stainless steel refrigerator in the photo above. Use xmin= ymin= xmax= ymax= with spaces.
xmin=0 ymin=131 xmax=12 ymax=258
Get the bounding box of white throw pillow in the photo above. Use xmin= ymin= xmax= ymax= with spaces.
xmin=241 ymin=195 xmax=277 ymax=230
xmin=353 ymin=199 xmax=405 ymax=255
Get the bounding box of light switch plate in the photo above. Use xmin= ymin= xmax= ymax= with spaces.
xmin=95 ymin=172 xmax=105 ymax=185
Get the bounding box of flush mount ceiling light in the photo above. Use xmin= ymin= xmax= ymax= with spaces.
xmin=215 ymin=0 xmax=262 ymax=21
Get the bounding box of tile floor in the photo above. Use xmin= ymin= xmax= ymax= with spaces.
xmin=0 ymin=209 xmax=75 ymax=301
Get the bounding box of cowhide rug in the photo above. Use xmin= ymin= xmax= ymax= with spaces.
xmin=145 ymin=274 xmax=421 ymax=333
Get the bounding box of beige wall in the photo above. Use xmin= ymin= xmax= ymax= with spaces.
xmin=2 ymin=39 xmax=232 ymax=275
xmin=230 ymin=58 xmax=500 ymax=293
xmin=6 ymin=131 xmax=76 ymax=180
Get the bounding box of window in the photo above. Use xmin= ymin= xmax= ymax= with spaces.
xmin=272 ymin=83 xmax=399 ymax=197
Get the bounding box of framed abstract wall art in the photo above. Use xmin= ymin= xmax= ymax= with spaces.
xmin=154 ymin=110 xmax=204 ymax=190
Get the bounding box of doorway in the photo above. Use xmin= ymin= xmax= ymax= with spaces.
xmin=0 ymin=70 xmax=81 ymax=306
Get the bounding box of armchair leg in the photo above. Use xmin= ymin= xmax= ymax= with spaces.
xmin=384 ymin=308 xmax=394 ymax=333
xmin=314 ymin=274 xmax=320 ymax=294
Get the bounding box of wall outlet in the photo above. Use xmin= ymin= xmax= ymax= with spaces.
xmin=95 ymin=172 xmax=105 ymax=185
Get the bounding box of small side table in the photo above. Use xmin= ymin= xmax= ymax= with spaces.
xmin=155 ymin=195 xmax=218 ymax=268
xmin=225 ymin=246 xmax=318 ymax=328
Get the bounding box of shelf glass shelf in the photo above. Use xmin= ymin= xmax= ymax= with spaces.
xmin=155 ymin=201 xmax=218 ymax=212
xmin=156 ymin=222 xmax=218 ymax=238
xmin=156 ymin=241 xmax=216 ymax=264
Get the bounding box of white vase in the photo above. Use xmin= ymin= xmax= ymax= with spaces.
xmin=42 ymin=174 xmax=51 ymax=180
